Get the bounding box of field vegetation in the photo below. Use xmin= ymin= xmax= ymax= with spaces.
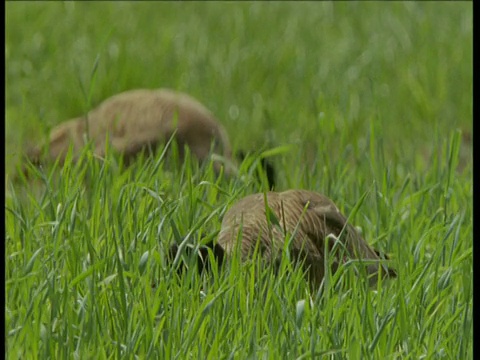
xmin=5 ymin=2 xmax=472 ymax=358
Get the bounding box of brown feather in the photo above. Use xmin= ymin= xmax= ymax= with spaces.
xmin=217 ymin=190 xmax=397 ymax=288
xmin=24 ymin=89 xmax=234 ymax=174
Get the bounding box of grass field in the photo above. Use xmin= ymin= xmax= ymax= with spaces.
xmin=5 ymin=2 xmax=472 ymax=359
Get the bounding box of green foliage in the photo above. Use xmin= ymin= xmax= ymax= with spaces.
xmin=6 ymin=2 xmax=472 ymax=359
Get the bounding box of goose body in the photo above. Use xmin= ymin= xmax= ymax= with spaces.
xmin=217 ymin=190 xmax=396 ymax=287
xmin=25 ymin=88 xmax=233 ymax=173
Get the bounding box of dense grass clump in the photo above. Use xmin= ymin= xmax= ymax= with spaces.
xmin=6 ymin=2 xmax=472 ymax=358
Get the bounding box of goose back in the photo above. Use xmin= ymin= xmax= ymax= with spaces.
xmin=217 ymin=190 xmax=396 ymax=287
xmin=25 ymin=89 xmax=233 ymax=173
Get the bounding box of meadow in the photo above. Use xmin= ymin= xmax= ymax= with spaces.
xmin=5 ymin=2 xmax=472 ymax=359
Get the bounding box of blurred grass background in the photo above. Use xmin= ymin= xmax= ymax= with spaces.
xmin=6 ymin=2 xmax=472 ymax=177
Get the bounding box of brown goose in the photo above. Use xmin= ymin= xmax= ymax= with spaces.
xmin=172 ymin=190 xmax=396 ymax=288
xmin=23 ymin=88 xmax=276 ymax=187
xmin=24 ymin=88 xmax=232 ymax=172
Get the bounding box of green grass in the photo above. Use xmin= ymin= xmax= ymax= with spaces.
xmin=5 ymin=2 xmax=472 ymax=359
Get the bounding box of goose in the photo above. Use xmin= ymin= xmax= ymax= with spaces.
xmin=170 ymin=189 xmax=396 ymax=288
xmin=21 ymin=88 xmax=275 ymax=188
